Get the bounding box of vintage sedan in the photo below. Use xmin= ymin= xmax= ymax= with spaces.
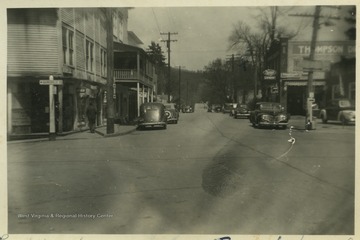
xmin=233 ymin=104 xmax=250 ymax=119
xmin=182 ymin=105 xmax=194 ymax=113
xmin=137 ymin=102 xmax=167 ymax=130
xmin=319 ymin=99 xmax=355 ymax=125
xmin=222 ymin=103 xmax=237 ymax=115
xmin=164 ymin=103 xmax=179 ymax=124
xmin=208 ymin=104 xmax=222 ymax=112
xmin=249 ymin=102 xmax=289 ymax=129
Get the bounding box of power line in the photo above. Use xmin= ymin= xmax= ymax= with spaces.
xmin=151 ymin=8 xmax=161 ymax=34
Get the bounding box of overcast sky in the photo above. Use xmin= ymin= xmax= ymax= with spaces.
xmin=127 ymin=5 xmax=353 ymax=71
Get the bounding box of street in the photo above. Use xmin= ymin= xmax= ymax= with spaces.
xmin=7 ymin=104 xmax=355 ymax=235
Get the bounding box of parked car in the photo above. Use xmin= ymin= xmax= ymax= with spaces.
xmin=233 ymin=104 xmax=250 ymax=119
xmin=222 ymin=103 xmax=237 ymax=115
xmin=208 ymin=104 xmax=222 ymax=112
xmin=182 ymin=105 xmax=194 ymax=113
xmin=164 ymin=103 xmax=179 ymax=124
xmin=249 ymin=102 xmax=289 ymax=129
xmin=319 ymin=99 xmax=355 ymax=125
xmin=137 ymin=102 xmax=167 ymax=130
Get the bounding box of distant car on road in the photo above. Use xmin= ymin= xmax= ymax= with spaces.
xmin=319 ymin=99 xmax=355 ymax=125
xmin=233 ymin=104 xmax=250 ymax=119
xmin=249 ymin=102 xmax=289 ymax=129
xmin=222 ymin=103 xmax=237 ymax=115
xmin=137 ymin=102 xmax=167 ymax=130
xmin=208 ymin=104 xmax=222 ymax=112
xmin=164 ymin=103 xmax=179 ymax=124
xmin=182 ymin=105 xmax=194 ymax=113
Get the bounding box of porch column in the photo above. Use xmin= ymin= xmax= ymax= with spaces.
xmin=151 ymin=87 xmax=154 ymax=102
xmin=7 ymin=84 xmax=12 ymax=134
xmin=137 ymin=82 xmax=140 ymax=116
xmin=142 ymin=86 xmax=145 ymax=103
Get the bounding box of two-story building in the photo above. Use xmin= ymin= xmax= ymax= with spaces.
xmin=7 ymin=8 xmax=157 ymax=139
xmin=265 ymin=37 xmax=355 ymax=115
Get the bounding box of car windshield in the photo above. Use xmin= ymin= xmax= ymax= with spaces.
xmin=339 ymin=100 xmax=351 ymax=108
xmin=259 ymin=103 xmax=282 ymax=111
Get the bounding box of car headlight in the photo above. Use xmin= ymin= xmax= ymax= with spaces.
xmin=277 ymin=114 xmax=287 ymax=121
xmin=261 ymin=115 xmax=272 ymax=121
xmin=343 ymin=111 xmax=355 ymax=119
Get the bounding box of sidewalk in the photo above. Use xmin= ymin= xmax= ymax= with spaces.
xmin=288 ymin=115 xmax=355 ymax=132
xmin=94 ymin=124 xmax=138 ymax=137
xmin=7 ymin=124 xmax=138 ymax=144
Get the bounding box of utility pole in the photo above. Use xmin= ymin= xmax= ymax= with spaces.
xmin=178 ymin=66 xmax=181 ymax=107
xmin=289 ymin=6 xmax=339 ymax=129
xmin=226 ymin=54 xmax=240 ymax=103
xmin=161 ymin=32 xmax=177 ymax=102
xmin=306 ymin=6 xmax=321 ymax=128
xmin=106 ymin=8 xmax=115 ymax=134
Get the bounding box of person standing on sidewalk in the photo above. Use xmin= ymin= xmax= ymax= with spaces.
xmin=86 ymin=101 xmax=97 ymax=133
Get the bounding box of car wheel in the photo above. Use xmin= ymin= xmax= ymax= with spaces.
xmin=321 ymin=115 xmax=327 ymax=124
xmin=340 ymin=115 xmax=348 ymax=125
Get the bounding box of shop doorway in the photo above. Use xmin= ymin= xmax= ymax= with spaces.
xmin=287 ymin=86 xmax=306 ymax=116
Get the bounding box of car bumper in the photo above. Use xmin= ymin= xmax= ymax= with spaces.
xmin=258 ymin=121 xmax=288 ymax=127
xmin=139 ymin=121 xmax=167 ymax=127
xmin=235 ymin=113 xmax=250 ymax=118
xmin=167 ymin=117 xmax=178 ymax=122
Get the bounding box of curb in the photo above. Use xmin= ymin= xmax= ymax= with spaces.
xmin=95 ymin=126 xmax=138 ymax=138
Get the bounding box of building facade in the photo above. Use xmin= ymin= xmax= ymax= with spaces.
xmin=7 ymin=8 xmax=156 ymax=138
xmin=265 ymin=37 xmax=355 ymax=115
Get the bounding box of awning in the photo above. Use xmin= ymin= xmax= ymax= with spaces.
xmin=284 ymin=80 xmax=326 ymax=86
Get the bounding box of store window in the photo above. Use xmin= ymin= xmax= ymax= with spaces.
xmin=101 ymin=48 xmax=107 ymax=77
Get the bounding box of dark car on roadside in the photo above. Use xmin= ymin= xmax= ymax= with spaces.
xmin=137 ymin=102 xmax=167 ymax=130
xmin=249 ymin=102 xmax=289 ymax=129
xmin=233 ymin=104 xmax=250 ymax=119
xmin=319 ymin=99 xmax=355 ymax=125
xmin=222 ymin=103 xmax=237 ymax=116
xmin=164 ymin=103 xmax=179 ymax=124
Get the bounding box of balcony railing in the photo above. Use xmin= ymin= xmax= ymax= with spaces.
xmin=114 ymin=69 xmax=154 ymax=87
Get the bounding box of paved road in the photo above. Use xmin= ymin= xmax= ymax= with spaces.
xmin=7 ymin=106 xmax=355 ymax=235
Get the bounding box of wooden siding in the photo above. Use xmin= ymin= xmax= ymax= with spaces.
xmin=85 ymin=9 xmax=95 ymax=39
xmin=60 ymin=8 xmax=74 ymax=27
xmin=75 ymin=9 xmax=85 ymax=34
xmin=7 ymin=9 xmax=60 ymax=76
xmin=75 ymin=32 xmax=85 ymax=70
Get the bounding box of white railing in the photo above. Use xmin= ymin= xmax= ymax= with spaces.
xmin=114 ymin=69 xmax=154 ymax=86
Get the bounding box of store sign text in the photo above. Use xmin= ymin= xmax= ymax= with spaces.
xmin=294 ymin=44 xmax=355 ymax=55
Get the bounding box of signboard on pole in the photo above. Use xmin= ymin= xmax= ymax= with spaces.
xmin=39 ymin=76 xmax=63 ymax=140
xmin=263 ymin=69 xmax=277 ymax=80
xmin=39 ymin=79 xmax=63 ymax=85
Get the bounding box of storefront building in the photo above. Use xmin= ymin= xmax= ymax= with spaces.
xmin=265 ymin=37 xmax=355 ymax=115
xmin=7 ymin=8 xmax=129 ymax=138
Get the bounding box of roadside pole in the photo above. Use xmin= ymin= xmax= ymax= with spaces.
xmin=306 ymin=6 xmax=321 ymax=130
xmin=39 ymin=75 xmax=63 ymax=141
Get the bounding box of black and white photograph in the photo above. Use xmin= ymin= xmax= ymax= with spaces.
xmin=2 ymin=0 xmax=358 ymax=239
